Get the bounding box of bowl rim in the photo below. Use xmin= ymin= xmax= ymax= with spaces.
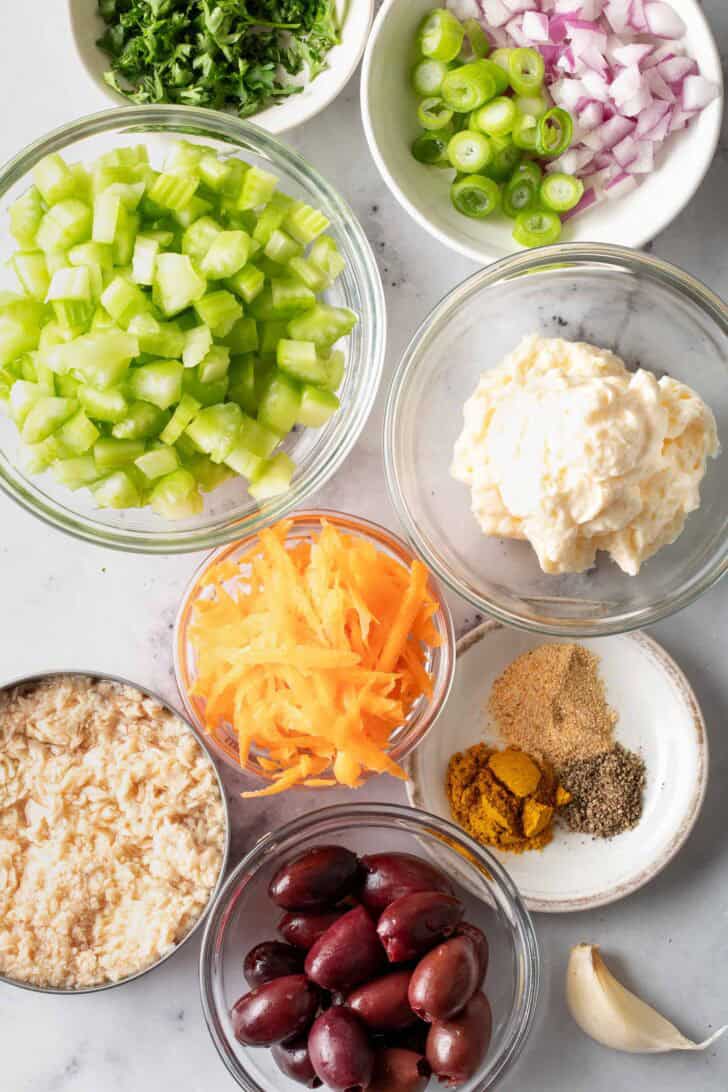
xmin=383 ymin=241 xmax=728 ymax=638
xmin=173 ymin=507 xmax=457 ymax=782
xmin=0 ymin=105 xmax=386 ymax=554
xmin=198 ymin=800 xmax=541 ymax=1092
xmin=360 ymin=0 xmax=724 ymax=264
xmin=67 ymin=0 xmax=376 ymax=135
xmin=0 ymin=668 xmax=231 ymax=996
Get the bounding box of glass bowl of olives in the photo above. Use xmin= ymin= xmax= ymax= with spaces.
xmin=199 ymin=802 xmax=539 ymax=1091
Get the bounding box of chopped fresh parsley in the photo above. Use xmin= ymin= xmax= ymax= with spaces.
xmin=97 ymin=0 xmax=341 ymax=118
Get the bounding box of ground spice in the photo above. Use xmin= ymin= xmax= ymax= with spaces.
xmin=559 ymin=744 xmax=646 ymax=838
xmin=446 ymin=743 xmax=571 ymax=854
xmin=489 ymin=643 xmax=617 ymax=768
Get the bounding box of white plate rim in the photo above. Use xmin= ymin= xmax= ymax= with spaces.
xmin=406 ymin=619 xmax=709 ymax=913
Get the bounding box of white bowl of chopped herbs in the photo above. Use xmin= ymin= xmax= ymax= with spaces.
xmin=69 ymin=0 xmax=374 ymax=132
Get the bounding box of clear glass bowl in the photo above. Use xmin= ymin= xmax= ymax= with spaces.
xmin=384 ymin=244 xmax=728 ymax=637
xmin=199 ymin=802 xmax=540 ymax=1091
xmin=174 ymin=509 xmax=456 ymax=786
xmin=0 ymin=106 xmax=385 ymax=553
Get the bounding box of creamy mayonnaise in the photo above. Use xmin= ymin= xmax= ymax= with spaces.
xmin=451 ymin=335 xmax=719 ymax=575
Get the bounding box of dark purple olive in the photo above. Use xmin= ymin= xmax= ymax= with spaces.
xmin=308 ymin=1006 xmax=375 ymax=1092
xmin=359 ymin=853 xmax=455 ymax=914
xmin=426 ymin=991 xmax=493 ymax=1086
xmin=367 ymin=1048 xmax=431 ymax=1092
xmin=279 ymin=908 xmax=347 ymax=951
xmin=272 ymin=1036 xmax=322 ymax=1087
xmin=305 ymin=905 xmax=386 ymax=992
xmin=269 ymin=846 xmax=360 ymax=911
xmin=456 ymin=923 xmax=489 ymax=985
xmin=385 ymin=1020 xmax=430 ymax=1056
xmin=243 ymin=941 xmax=305 ymax=987
xmin=231 ymin=975 xmax=319 ymax=1046
xmin=377 ymin=891 xmax=464 ymax=963
xmin=346 ymin=970 xmax=417 ymax=1032
xmin=408 ymin=935 xmax=480 ymax=1022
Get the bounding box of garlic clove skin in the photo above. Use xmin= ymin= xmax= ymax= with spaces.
xmin=567 ymin=943 xmax=727 ymax=1054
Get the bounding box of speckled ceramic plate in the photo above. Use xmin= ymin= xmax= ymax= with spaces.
xmin=406 ymin=622 xmax=708 ymax=913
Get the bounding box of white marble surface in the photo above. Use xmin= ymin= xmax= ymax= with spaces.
xmin=1 ymin=4 xmax=727 ymax=1090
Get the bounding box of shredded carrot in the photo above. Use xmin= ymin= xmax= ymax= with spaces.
xmin=187 ymin=520 xmax=440 ymax=796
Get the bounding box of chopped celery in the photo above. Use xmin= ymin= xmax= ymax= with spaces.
xmin=181 ymin=215 xmax=222 ymax=263
xmin=222 ymin=317 xmax=259 ymax=355
xmin=271 ymin=277 xmax=316 ymax=316
xmin=227 ymin=355 xmax=257 ymax=414
xmin=200 ymin=229 xmax=251 ymax=279
xmin=33 ymin=154 xmax=77 ymax=205
xmin=182 ymin=367 xmax=229 ymax=406
xmin=224 ymin=439 xmax=264 ymax=480
xmin=149 ymin=469 xmax=203 ymax=518
xmin=297 ymin=385 xmax=340 ymax=427
xmin=248 ymin=452 xmax=295 ymax=500
xmin=69 ymin=242 xmax=114 ymax=270
xmin=287 ymin=256 xmax=327 ymax=293
xmin=128 ymin=359 xmax=183 ymax=409
xmin=185 ymin=453 xmax=234 ymax=492
xmin=48 ymin=330 xmax=137 ymax=387
xmin=185 ymin=402 xmax=243 ymax=463
xmin=264 ymin=229 xmax=302 ymax=265
xmin=10 ymin=187 xmax=44 ymax=248
xmin=153 ymin=253 xmax=206 ymax=316
xmin=94 ymin=437 xmax=146 ymax=472
xmin=193 ymin=291 xmax=242 ymax=337
xmin=320 ymin=349 xmax=345 ymax=391
xmin=12 ymin=252 xmax=50 ymax=301
xmin=23 ymin=435 xmax=69 ymax=473
xmin=127 ymin=313 xmax=185 ymax=358
xmin=0 ymin=317 xmax=41 ymax=366
xmin=37 ymin=200 xmax=92 ymax=253
xmin=260 ymin=319 xmax=289 ymax=357
xmin=277 ymin=339 xmax=327 ymax=385
xmin=22 ymin=396 xmax=77 ymax=443
xmin=93 ymin=469 xmax=142 ymax=508
xmin=238 ymin=167 xmax=278 ymax=210
xmin=198 ymin=345 xmax=230 ymax=384
xmin=183 ymin=325 xmax=213 ymax=369
xmin=53 ymin=455 xmax=99 ymax=489
xmin=257 ymin=371 xmax=301 ymax=435
xmin=57 ymin=409 xmax=100 ymax=453
xmin=10 ymin=380 xmax=45 ymax=426
xmin=47 ymin=267 xmax=93 ymax=304
xmin=288 ymin=304 xmax=357 ymax=348
xmin=160 ymin=393 xmax=201 ymax=444
xmin=148 ymin=172 xmax=199 ymax=212
xmin=283 ymin=201 xmax=330 ymax=245
xmin=237 ymin=413 xmax=281 ymax=458
xmin=132 ymin=234 xmax=160 ymax=285
xmin=227 ymin=263 xmax=265 ymax=304
xmin=111 ymin=401 xmax=168 ymax=440
xmin=135 ymin=446 xmax=179 ymax=480
xmin=100 ymin=276 xmax=150 ymax=328
xmin=93 ymin=191 xmax=122 ymax=244
xmin=79 ymin=384 xmax=128 ymax=422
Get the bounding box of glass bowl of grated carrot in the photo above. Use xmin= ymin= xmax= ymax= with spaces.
xmin=174 ymin=509 xmax=456 ymax=794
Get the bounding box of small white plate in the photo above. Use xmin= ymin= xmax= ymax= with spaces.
xmin=407 ymin=621 xmax=708 ymax=913
xmin=361 ymin=0 xmax=723 ymax=263
xmin=68 ymin=0 xmax=373 ymax=134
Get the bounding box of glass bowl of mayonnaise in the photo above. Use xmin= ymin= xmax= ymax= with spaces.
xmin=384 ymin=243 xmax=727 ymax=637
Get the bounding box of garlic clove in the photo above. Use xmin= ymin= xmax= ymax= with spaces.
xmin=566 ymin=943 xmax=727 ymax=1054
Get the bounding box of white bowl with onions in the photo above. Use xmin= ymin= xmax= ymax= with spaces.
xmin=361 ymin=0 xmax=723 ymax=262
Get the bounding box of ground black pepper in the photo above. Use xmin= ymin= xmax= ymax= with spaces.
xmin=559 ymin=744 xmax=645 ymax=838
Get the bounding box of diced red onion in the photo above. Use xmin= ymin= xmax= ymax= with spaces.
xmin=647 ymin=111 xmax=672 ymax=143
xmin=448 ymin=0 xmax=481 ymax=18
xmin=580 ymin=70 xmax=612 ymax=101
xmin=477 ymin=0 xmax=511 ymax=27
xmin=603 ymin=0 xmax=631 ymax=34
xmin=628 ymin=0 xmax=648 ymax=32
xmin=645 ymin=1 xmax=686 ymax=38
xmin=612 ymin=43 xmax=654 ymax=68
xmin=501 ymin=0 xmax=538 ymax=12
xmin=610 ymin=65 xmax=642 ymax=105
xmin=635 ymin=98 xmax=670 ymax=136
xmin=604 ymin=171 xmax=639 ymax=198
xmin=669 ymin=108 xmax=698 ymax=131
xmin=612 ymin=134 xmax=638 ymax=166
xmin=681 ymin=75 xmax=720 ymax=111
xmin=578 ymin=100 xmax=605 ymax=129
xmin=546 ymin=145 xmax=596 ymax=174
xmin=620 ymin=86 xmax=654 ymax=117
xmin=625 ymin=140 xmax=655 ymax=173
xmin=594 ymin=114 xmax=637 ymax=148
xmin=643 ymin=67 xmax=676 ymax=101
xmin=522 ymin=10 xmax=551 ymax=40
xmin=562 ymin=186 xmax=601 ymax=220
xmin=505 ymin=15 xmax=532 ymax=45
xmin=657 ymin=56 xmax=698 ymax=83
xmin=641 ymin=42 xmax=677 ymax=69
xmin=548 ymin=14 xmax=570 ymax=42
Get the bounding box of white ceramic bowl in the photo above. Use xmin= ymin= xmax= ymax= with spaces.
xmin=361 ymin=0 xmax=723 ymax=263
xmin=68 ymin=0 xmax=373 ymax=133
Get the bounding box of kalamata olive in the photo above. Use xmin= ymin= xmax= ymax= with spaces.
xmin=408 ymin=935 xmax=480 ymax=1022
xmin=386 ymin=1020 xmax=430 ymax=1055
xmin=231 ymin=975 xmax=319 ymax=1046
xmin=272 ymin=1037 xmax=322 ymax=1088
xmin=308 ymin=1006 xmax=375 ymax=1092
xmin=269 ymin=846 xmax=360 ymax=911
xmin=305 ymin=904 xmax=386 ymax=992
xmin=243 ymin=941 xmax=304 ymax=987
xmin=367 ymin=1048 xmax=431 ymax=1092
xmin=346 ymin=970 xmax=417 ymax=1032
xmin=359 ymin=853 xmax=455 ymax=914
xmin=279 ymin=908 xmax=347 ymax=950
xmin=426 ymin=991 xmax=493 ymax=1086
xmin=377 ymin=891 xmax=464 ymax=963
xmin=456 ymin=923 xmax=489 ymax=985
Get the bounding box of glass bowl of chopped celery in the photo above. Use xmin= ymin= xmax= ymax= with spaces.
xmin=0 ymin=106 xmax=385 ymax=552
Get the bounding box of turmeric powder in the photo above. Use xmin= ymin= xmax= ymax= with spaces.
xmin=446 ymin=743 xmax=570 ymax=854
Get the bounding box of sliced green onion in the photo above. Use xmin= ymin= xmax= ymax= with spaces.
xmin=484 ymin=135 xmax=522 ymax=182
xmin=539 ymin=173 xmax=585 ymax=212
xmin=441 ymin=61 xmax=497 ymax=113
xmin=470 ymin=96 xmax=517 ymax=136
xmin=508 ymin=47 xmax=545 ymax=96
xmin=479 ymin=58 xmax=510 ymax=96
xmin=447 ymin=131 xmax=492 ymax=174
xmin=411 ymin=58 xmax=449 ymax=97
xmin=513 ymin=161 xmax=543 ymax=187
xmin=418 ymin=97 xmax=455 ymax=131
xmin=418 ymin=8 xmax=465 ymax=62
xmin=515 ymin=93 xmax=549 ymax=119
xmin=490 ymin=48 xmax=512 ymax=74
xmin=513 ymin=209 xmax=562 ymax=248
xmin=503 ymin=174 xmax=539 ymax=218
xmin=462 ymin=18 xmax=489 ymax=59
xmin=512 ymin=112 xmax=539 ymax=151
xmin=411 ymin=129 xmax=452 ymax=166
xmin=451 ymin=175 xmax=501 ymax=219
xmin=537 ymin=108 xmax=574 ymax=157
